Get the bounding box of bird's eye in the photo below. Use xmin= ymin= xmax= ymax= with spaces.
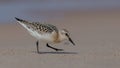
xmin=65 ymin=33 xmax=68 ymax=36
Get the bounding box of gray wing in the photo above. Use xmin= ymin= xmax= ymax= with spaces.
xmin=45 ymin=24 xmax=58 ymax=33
xmin=30 ymin=22 xmax=58 ymax=33
xmin=15 ymin=17 xmax=57 ymax=34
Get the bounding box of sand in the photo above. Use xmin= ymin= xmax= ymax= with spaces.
xmin=0 ymin=10 xmax=120 ymax=68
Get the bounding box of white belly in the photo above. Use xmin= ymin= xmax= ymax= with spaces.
xmin=30 ymin=30 xmax=53 ymax=42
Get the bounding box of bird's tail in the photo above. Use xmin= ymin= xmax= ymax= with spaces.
xmin=15 ymin=17 xmax=29 ymax=24
xmin=15 ymin=17 xmax=25 ymax=22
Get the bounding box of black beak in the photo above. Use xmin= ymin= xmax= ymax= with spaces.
xmin=66 ymin=34 xmax=75 ymax=45
xmin=68 ymin=37 xmax=75 ymax=45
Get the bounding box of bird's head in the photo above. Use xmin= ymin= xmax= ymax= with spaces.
xmin=59 ymin=29 xmax=75 ymax=45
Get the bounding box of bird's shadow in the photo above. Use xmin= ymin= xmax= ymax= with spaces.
xmin=32 ymin=51 xmax=78 ymax=54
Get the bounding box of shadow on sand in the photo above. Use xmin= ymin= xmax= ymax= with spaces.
xmin=32 ymin=51 xmax=78 ymax=54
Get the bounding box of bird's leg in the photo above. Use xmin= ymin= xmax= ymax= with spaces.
xmin=46 ymin=43 xmax=63 ymax=51
xmin=36 ymin=40 xmax=39 ymax=53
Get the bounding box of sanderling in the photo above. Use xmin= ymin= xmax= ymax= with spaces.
xmin=15 ymin=17 xmax=75 ymax=53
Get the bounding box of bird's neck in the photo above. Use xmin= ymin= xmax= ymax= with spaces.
xmin=54 ymin=31 xmax=65 ymax=43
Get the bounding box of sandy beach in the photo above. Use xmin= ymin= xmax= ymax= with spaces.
xmin=0 ymin=9 xmax=120 ymax=68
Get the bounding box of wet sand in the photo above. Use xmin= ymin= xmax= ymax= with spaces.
xmin=0 ymin=10 xmax=120 ymax=68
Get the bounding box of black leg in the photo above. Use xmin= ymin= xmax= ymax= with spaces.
xmin=36 ymin=40 xmax=39 ymax=53
xmin=46 ymin=43 xmax=63 ymax=51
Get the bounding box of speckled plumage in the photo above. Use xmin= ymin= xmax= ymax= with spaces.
xmin=30 ymin=22 xmax=58 ymax=33
xmin=15 ymin=18 xmax=58 ymax=33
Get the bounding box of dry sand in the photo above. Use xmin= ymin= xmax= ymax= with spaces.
xmin=0 ymin=10 xmax=120 ymax=68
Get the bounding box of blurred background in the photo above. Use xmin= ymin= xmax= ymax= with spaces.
xmin=0 ymin=0 xmax=120 ymax=23
xmin=0 ymin=0 xmax=120 ymax=68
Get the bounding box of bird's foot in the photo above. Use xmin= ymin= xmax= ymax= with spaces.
xmin=55 ymin=48 xmax=64 ymax=51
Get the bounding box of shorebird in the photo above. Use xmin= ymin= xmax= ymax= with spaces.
xmin=15 ymin=17 xmax=75 ymax=53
